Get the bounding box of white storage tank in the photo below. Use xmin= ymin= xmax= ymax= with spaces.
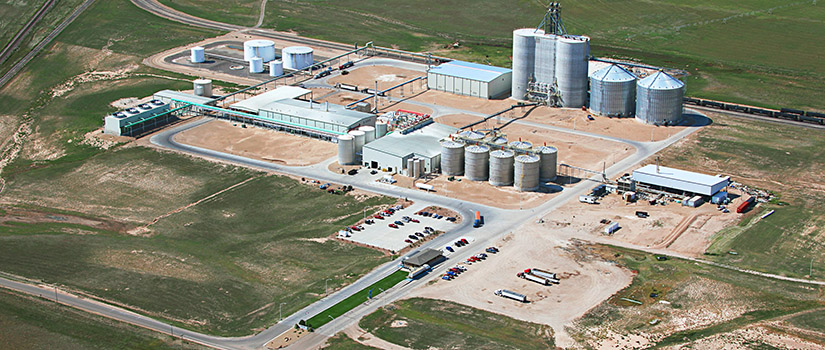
xmin=590 ymin=64 xmax=637 ymax=117
xmin=511 ymin=28 xmax=538 ymax=99
xmin=193 ymin=79 xmax=212 ymax=97
xmin=406 ymin=158 xmax=416 ymax=177
xmin=375 ymin=122 xmax=388 ymax=139
xmin=190 ymin=46 xmax=205 ymax=63
xmin=489 ymin=150 xmax=515 ymax=186
xmin=359 ymin=125 xmax=376 ymax=144
xmin=536 ymin=146 xmax=558 ymax=181
xmin=269 ymin=60 xmax=283 ymax=77
xmin=337 ymin=134 xmax=356 ymax=165
xmin=508 ymin=140 xmax=533 ymax=151
xmin=440 ymin=139 xmax=465 ymax=176
xmin=282 ymin=46 xmax=314 ymax=70
xmin=348 ymin=129 xmax=366 ymax=155
xmin=249 ymin=57 xmax=264 ymax=73
xmin=514 ymin=154 xmax=541 ymax=191
xmin=636 ymin=71 xmax=685 ymax=125
xmin=243 ymin=39 xmax=276 ymax=62
xmin=458 ymin=130 xmax=484 ymax=141
xmin=464 ymin=145 xmax=490 ymax=181
xmin=554 ymin=35 xmax=590 ymax=108
xmin=414 ymin=158 xmax=423 ymax=178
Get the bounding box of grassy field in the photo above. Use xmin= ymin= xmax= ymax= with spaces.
xmin=157 ymin=0 xmax=825 ymax=110
xmin=322 ymin=333 xmax=380 ymax=350
xmin=0 ymin=289 xmax=206 ymax=349
xmin=0 ymin=0 xmax=47 ymax=51
xmin=572 ymin=245 xmax=824 ymax=348
xmin=788 ymin=309 xmax=825 ymax=335
xmin=306 ymin=270 xmax=407 ymax=329
xmin=359 ymin=298 xmax=555 ymax=350
xmin=655 ymin=112 xmax=825 ymax=278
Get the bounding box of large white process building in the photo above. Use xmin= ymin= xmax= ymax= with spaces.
xmin=427 ymin=60 xmax=512 ymax=99
xmin=361 ymin=123 xmax=457 ymax=173
xmin=511 ymin=28 xmax=590 ymax=107
xmin=632 ymin=165 xmax=730 ymax=197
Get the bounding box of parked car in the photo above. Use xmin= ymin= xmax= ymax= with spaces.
xmin=415 ymin=232 xmax=424 ymax=237
xmin=445 ymin=246 xmax=454 ymax=252
xmin=410 ymin=218 xmax=420 ymax=223
xmin=405 ymin=239 xmax=413 ymax=244
xmin=351 ymin=226 xmax=360 ymax=231
xmin=373 ymin=214 xmax=383 ymax=219
xmin=408 ymin=235 xmax=419 ymax=240
xmin=394 ymin=220 xmax=404 ymax=226
xmin=388 ymin=223 xmax=398 ymax=228
xmin=461 ymin=238 xmax=469 ymax=245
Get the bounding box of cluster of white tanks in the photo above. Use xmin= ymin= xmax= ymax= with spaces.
xmin=589 ymin=65 xmax=685 ymax=125
xmin=337 ymin=124 xmax=387 ymax=165
xmin=512 ymin=28 xmax=590 ymax=108
xmin=440 ymin=136 xmax=558 ymax=192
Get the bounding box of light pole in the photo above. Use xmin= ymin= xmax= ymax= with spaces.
xmin=279 ymin=302 xmax=287 ymax=321
xmin=325 ymin=278 xmax=332 ymax=295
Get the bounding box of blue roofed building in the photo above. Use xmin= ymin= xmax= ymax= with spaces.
xmin=427 ymin=60 xmax=512 ymax=99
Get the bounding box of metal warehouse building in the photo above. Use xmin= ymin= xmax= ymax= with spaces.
xmin=632 ymin=165 xmax=730 ymax=196
xmin=229 ymin=86 xmax=376 ymax=134
xmin=427 ymin=60 xmax=512 ymax=99
xmin=362 ymin=123 xmax=456 ymax=173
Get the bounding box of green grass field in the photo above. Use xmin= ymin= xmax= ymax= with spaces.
xmin=306 ymin=270 xmax=407 ymax=329
xmin=573 ymin=245 xmax=824 ymax=348
xmin=656 ymin=113 xmax=825 ymax=279
xmin=788 ymin=309 xmax=825 ymax=335
xmin=322 ymin=333 xmax=380 ymax=350
xmin=158 ymin=0 xmax=825 ymax=110
xmin=0 ymin=289 xmax=206 ymax=350
xmin=359 ymin=298 xmax=555 ymax=350
xmin=0 ymin=0 xmax=47 ymax=50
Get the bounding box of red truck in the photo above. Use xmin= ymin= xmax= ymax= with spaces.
xmin=736 ymin=196 xmax=755 ymax=213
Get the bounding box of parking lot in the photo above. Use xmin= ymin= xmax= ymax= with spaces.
xmin=338 ymin=205 xmax=457 ymax=252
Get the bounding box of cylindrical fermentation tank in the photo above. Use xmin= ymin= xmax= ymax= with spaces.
xmin=359 ymin=126 xmax=376 ymax=144
xmin=337 ymin=134 xmax=355 ymax=165
xmin=536 ymin=146 xmax=558 ymax=181
xmin=514 ymin=154 xmax=541 ymax=191
xmin=464 ymin=145 xmax=490 ymax=181
xmin=440 ymin=139 xmax=465 ymax=176
xmin=489 ymin=150 xmax=515 ymax=186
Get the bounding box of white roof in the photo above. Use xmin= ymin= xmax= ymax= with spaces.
xmin=590 ymin=64 xmax=636 ymax=82
xmin=364 ymin=123 xmax=457 ymax=158
xmin=428 ymin=60 xmax=511 ymax=83
xmin=262 ymin=99 xmax=374 ymax=128
xmin=153 ymin=90 xmax=215 ymax=105
xmin=230 ymin=86 xmax=312 ymax=113
xmin=632 ymin=165 xmax=729 ymax=196
xmin=638 ymin=71 xmax=684 ymax=90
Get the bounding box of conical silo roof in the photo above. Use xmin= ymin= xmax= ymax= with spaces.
xmin=590 ymin=64 xmax=636 ymax=82
xmin=638 ymin=71 xmax=684 ymax=90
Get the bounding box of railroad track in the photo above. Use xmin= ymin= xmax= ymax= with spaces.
xmin=0 ymin=0 xmax=55 ymax=65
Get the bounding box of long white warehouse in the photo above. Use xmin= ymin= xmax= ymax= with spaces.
xmin=632 ymin=165 xmax=730 ymax=196
xmin=427 ymin=60 xmax=512 ymax=99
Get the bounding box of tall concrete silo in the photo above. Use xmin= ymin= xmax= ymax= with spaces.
xmin=554 ymin=35 xmax=590 ymax=108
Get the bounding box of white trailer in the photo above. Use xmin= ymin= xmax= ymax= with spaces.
xmin=495 ymin=289 xmax=527 ymax=302
xmin=529 ymin=268 xmax=557 ymax=280
xmin=579 ymin=195 xmax=597 ymax=204
xmin=519 ymin=272 xmax=550 ymax=285
xmin=415 ymin=183 xmax=434 ymax=192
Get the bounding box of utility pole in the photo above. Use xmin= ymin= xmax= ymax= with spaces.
xmin=325 ymin=278 xmax=332 ymax=295
xmin=279 ymin=302 xmax=287 ymax=321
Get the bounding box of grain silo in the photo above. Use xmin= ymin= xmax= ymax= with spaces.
xmin=511 ymin=28 xmax=538 ymax=99
xmin=489 ymin=150 xmax=515 ymax=186
xmin=190 ymin=46 xmax=205 ymax=63
xmin=589 ymin=64 xmax=637 ymax=117
xmin=348 ymin=129 xmax=366 ymax=154
xmin=282 ymin=46 xmax=314 ymax=70
xmin=269 ymin=60 xmax=283 ymax=77
xmin=514 ymin=154 xmax=541 ymax=191
xmin=636 ymin=71 xmax=685 ymax=125
xmin=508 ymin=140 xmax=533 ymax=151
xmin=536 ymin=146 xmax=558 ymax=181
xmin=440 ymin=139 xmax=465 ymax=176
xmin=464 ymin=145 xmax=490 ymax=181
xmin=243 ymin=40 xmax=276 ymax=62
xmin=554 ymin=35 xmax=590 ymax=108
xmin=359 ymin=125 xmax=376 ymax=143
xmin=337 ymin=134 xmax=356 ymax=165
xmin=249 ymin=57 xmax=264 ymax=73
xmin=193 ymin=79 xmax=212 ymax=97
xmin=458 ymin=130 xmax=484 ymax=141
xmin=489 ymin=136 xmax=508 ymax=146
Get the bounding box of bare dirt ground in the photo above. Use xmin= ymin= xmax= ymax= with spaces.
xmin=522 ymin=107 xmax=691 ymax=142
xmin=327 ymin=65 xmax=425 ymax=92
xmin=342 ymin=324 xmax=414 ymax=350
xmin=669 ymin=324 xmax=824 ymax=350
xmin=405 ymin=174 xmax=560 ymax=210
xmin=551 ymin=191 xmax=743 ymax=257
xmin=0 ymin=206 xmax=131 ymax=235
xmin=408 ymin=227 xmax=633 ymax=348
xmin=266 ymin=327 xmax=309 ymax=349
xmin=436 ymin=114 xmax=634 ymax=171
xmin=173 ymin=118 xmax=336 ymax=166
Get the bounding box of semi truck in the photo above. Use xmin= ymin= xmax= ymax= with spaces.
xmin=473 ymin=211 xmax=483 ymax=228
xmin=407 ymin=264 xmax=430 ymax=279
xmin=517 ymin=272 xmax=551 ymax=285
xmin=495 ymin=289 xmax=527 ymax=303
xmin=736 ymin=196 xmax=755 ymax=213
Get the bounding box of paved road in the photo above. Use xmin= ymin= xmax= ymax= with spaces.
xmin=0 ymin=0 xmax=96 ymax=88
xmin=0 ymin=0 xmax=55 ymax=66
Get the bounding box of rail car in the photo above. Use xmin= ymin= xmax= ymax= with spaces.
xmin=683 ymin=97 xmax=824 ymax=125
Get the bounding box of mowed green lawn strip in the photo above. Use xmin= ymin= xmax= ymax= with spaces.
xmin=0 ymin=289 xmax=206 ymax=350
xmin=359 ymin=298 xmax=554 ymax=350
xmin=306 ymin=270 xmax=407 ymax=329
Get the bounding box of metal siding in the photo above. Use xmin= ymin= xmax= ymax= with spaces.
xmin=427 ymin=72 xmax=436 ymax=90
xmin=471 ymin=80 xmax=480 ymax=97
xmin=512 ymin=29 xmax=537 ymax=99
xmin=445 ymin=75 xmax=454 ymax=92
xmin=463 ymin=78 xmax=471 ymax=96
xmin=632 ymin=171 xmax=711 ymax=195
